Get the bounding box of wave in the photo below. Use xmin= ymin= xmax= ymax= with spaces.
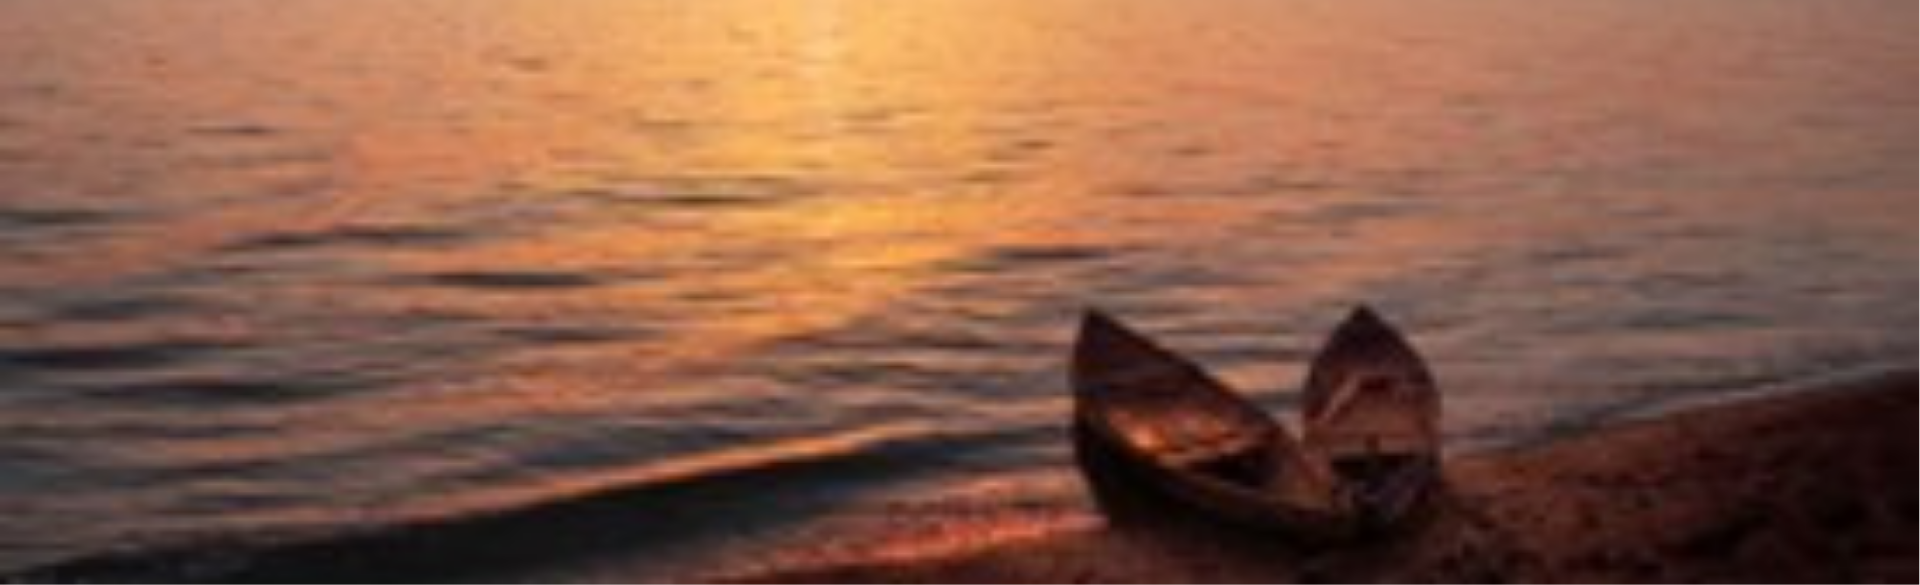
xmin=0 ymin=339 xmax=240 ymax=373
xmin=220 ymin=224 xmax=474 ymax=255
xmin=6 ymin=423 xmax=960 ymax=584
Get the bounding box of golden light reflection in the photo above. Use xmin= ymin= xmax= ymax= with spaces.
xmin=22 ymin=0 xmax=1896 ymax=448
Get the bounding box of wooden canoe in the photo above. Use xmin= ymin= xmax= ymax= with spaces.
xmin=1070 ymin=310 xmax=1356 ymax=540
xmin=1301 ymin=305 xmax=1443 ymax=527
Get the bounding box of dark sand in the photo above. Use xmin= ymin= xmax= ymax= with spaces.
xmin=728 ymin=371 xmax=1917 ymax=583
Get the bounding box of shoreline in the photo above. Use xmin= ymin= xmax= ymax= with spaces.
xmin=725 ymin=369 xmax=1918 ymax=583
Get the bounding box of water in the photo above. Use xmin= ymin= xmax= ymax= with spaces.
xmin=0 ymin=0 xmax=1912 ymax=578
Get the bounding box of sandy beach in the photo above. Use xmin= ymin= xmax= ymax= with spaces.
xmin=729 ymin=370 xmax=1917 ymax=583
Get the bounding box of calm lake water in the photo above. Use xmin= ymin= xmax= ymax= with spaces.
xmin=0 ymin=0 xmax=1912 ymax=578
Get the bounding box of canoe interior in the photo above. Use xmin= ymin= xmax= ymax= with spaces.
xmin=1071 ymin=310 xmax=1346 ymax=534
xmin=1072 ymin=310 xmax=1281 ymax=468
xmin=1303 ymin=305 xmax=1441 ymax=461
xmin=1072 ymin=417 xmax=1355 ymax=541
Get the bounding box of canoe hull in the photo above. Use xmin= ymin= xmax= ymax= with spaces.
xmin=1072 ymin=416 xmax=1359 ymax=541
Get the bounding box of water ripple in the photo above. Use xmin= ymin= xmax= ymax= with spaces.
xmin=72 ymin=375 xmax=363 ymax=408
xmin=221 ymin=223 xmax=474 ymax=254
xmin=0 ymin=339 xmax=239 ymax=373
xmin=404 ymin=269 xmax=618 ymax=291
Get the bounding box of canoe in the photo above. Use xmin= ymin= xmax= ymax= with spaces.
xmin=1300 ymin=305 xmax=1442 ymax=527
xmin=1070 ymin=310 xmax=1355 ymax=540
xmin=1069 ymin=307 xmax=1443 ymax=539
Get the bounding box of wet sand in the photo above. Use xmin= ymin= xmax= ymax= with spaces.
xmin=728 ymin=370 xmax=1917 ymax=583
